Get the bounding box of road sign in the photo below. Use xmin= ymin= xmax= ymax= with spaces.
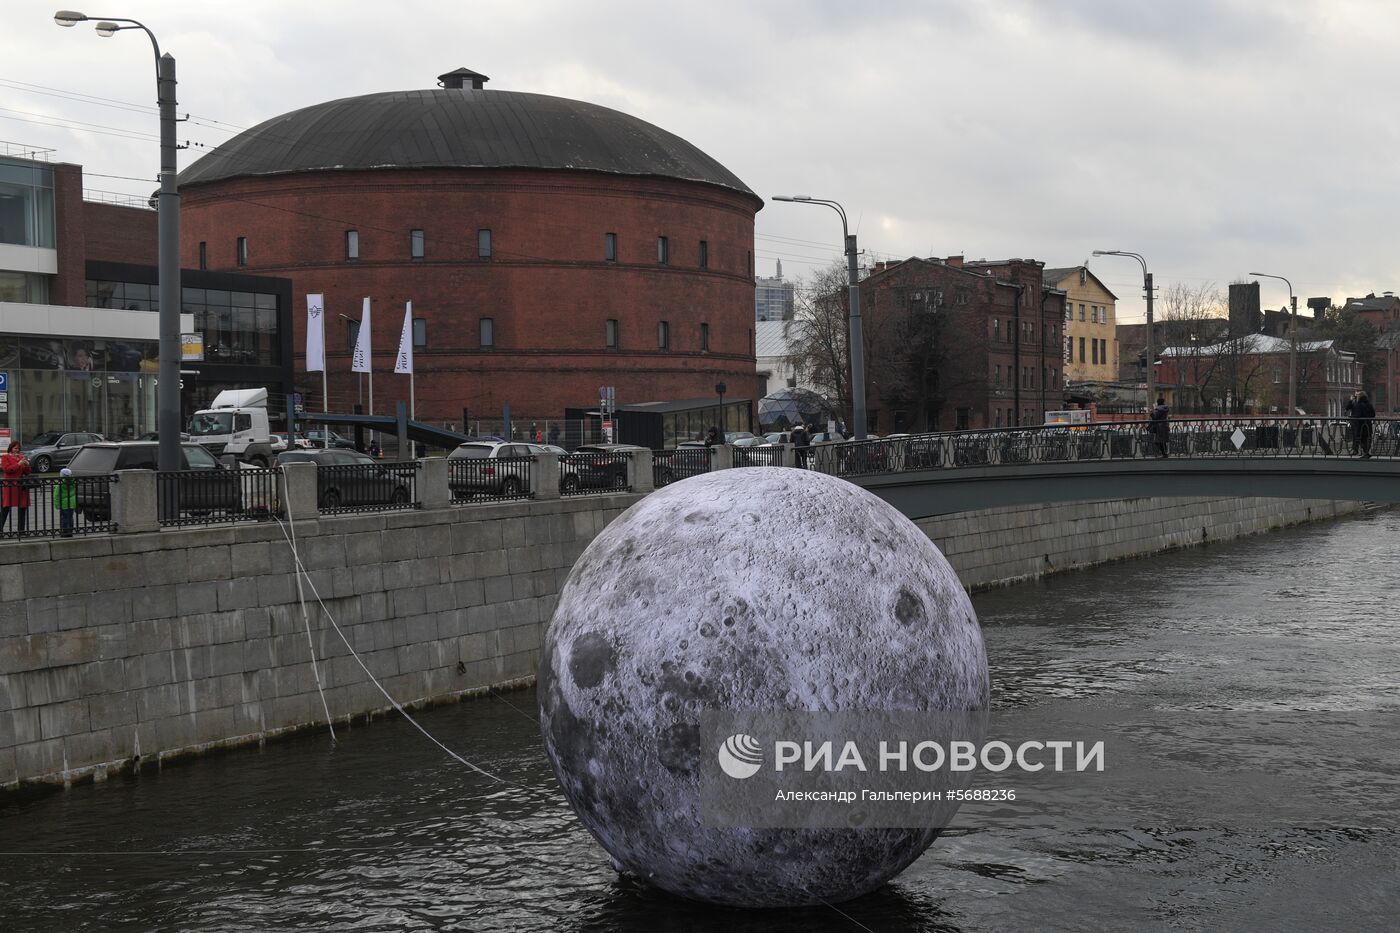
xmin=0 ymin=372 xmax=7 ymax=392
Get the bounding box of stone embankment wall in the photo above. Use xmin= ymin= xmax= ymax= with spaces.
xmin=1 ymin=494 xmax=630 ymax=791
xmin=919 ymin=496 xmax=1367 ymax=590
xmin=0 ymin=485 xmax=1367 ymax=791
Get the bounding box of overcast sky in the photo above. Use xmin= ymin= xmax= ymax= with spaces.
xmin=8 ymin=0 xmax=1400 ymax=323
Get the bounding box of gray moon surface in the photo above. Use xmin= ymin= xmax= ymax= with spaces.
xmin=538 ymin=466 xmax=989 ymax=907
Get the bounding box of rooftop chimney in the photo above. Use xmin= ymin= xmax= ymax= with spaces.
xmin=438 ymin=67 xmax=490 ymax=90
xmin=945 ymin=255 xmax=964 ymax=268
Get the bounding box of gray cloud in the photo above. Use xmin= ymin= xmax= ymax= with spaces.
xmin=8 ymin=0 xmax=1400 ymax=322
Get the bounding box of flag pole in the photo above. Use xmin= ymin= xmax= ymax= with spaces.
xmin=366 ymin=296 xmax=374 ymax=417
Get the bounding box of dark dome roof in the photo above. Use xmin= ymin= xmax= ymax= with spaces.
xmin=178 ymin=87 xmax=759 ymax=204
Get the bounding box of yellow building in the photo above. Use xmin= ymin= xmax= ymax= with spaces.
xmin=1044 ymin=266 xmax=1119 ymax=383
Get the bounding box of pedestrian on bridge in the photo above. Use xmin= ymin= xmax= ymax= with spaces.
xmin=791 ymin=423 xmax=811 ymax=468
xmin=1149 ymin=397 xmax=1171 ymax=459
xmin=1350 ymin=390 xmax=1375 ymax=459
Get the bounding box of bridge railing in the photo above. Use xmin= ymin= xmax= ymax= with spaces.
xmin=810 ymin=417 xmax=1400 ymax=479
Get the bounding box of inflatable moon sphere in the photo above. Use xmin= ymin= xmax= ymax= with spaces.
xmin=538 ymin=467 xmax=989 ymax=907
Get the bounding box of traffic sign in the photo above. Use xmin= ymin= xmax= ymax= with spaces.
xmin=0 ymin=372 xmax=7 ymax=392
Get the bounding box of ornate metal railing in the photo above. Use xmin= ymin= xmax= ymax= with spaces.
xmin=805 ymin=418 xmax=1400 ymax=479
xmin=733 ymin=445 xmax=785 ymax=467
xmin=1 ymin=474 xmax=118 ymax=539
xmin=448 ymin=456 xmax=534 ymax=503
xmin=652 ymin=447 xmax=711 ymax=487
xmin=156 ymin=468 xmax=278 ymax=527
xmin=316 ymin=460 xmax=420 ymax=514
xmin=561 ymin=451 xmax=632 ymax=495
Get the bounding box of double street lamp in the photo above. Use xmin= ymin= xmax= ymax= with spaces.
xmin=771 ymin=195 xmax=867 ymax=440
xmin=1248 ymin=271 xmax=1299 ymax=415
xmin=1092 ymin=250 xmax=1155 ymax=408
xmin=56 ymin=10 xmax=182 ymax=471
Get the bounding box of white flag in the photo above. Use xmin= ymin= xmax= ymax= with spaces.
xmin=351 ymin=297 xmax=372 ymax=373
xmin=394 ymin=301 xmax=414 ymax=375
xmin=305 ymin=293 xmax=325 ymax=372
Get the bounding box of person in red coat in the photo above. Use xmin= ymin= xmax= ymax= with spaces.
xmin=1 ymin=440 xmax=32 ymax=535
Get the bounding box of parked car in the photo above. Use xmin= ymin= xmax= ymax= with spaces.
xmin=564 ymin=443 xmax=646 ymax=491
xmin=724 ymin=431 xmax=756 ymax=443
xmin=446 ymin=441 xmax=538 ymax=497
xmin=529 ymin=443 xmax=584 ymax=489
xmin=302 ymin=429 xmax=355 ymax=449
xmin=652 ymin=442 xmax=712 ymax=486
xmin=271 ymin=432 xmax=309 ymax=452
xmin=67 ymin=441 xmax=241 ymax=520
xmin=276 ymin=449 xmax=412 ymax=508
xmin=22 ymin=431 xmax=105 ymax=473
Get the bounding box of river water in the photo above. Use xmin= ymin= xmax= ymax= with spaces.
xmin=3 ymin=509 xmax=1399 ymax=931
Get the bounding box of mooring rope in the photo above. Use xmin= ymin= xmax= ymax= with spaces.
xmin=273 ymin=471 xmax=515 ymax=786
xmin=280 ymin=464 xmax=337 ymax=746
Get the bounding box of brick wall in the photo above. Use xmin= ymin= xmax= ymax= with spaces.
xmin=179 ymin=168 xmax=760 ymax=420
xmin=81 ymin=202 xmax=158 ymax=267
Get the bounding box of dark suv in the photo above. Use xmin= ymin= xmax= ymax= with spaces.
xmin=67 ymin=442 xmax=241 ymax=520
xmin=564 ymin=443 xmax=645 ymax=491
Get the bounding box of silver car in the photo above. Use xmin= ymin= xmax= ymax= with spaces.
xmin=22 ymin=431 xmax=105 ymax=474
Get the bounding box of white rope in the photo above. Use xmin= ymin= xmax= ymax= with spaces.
xmin=274 ymin=473 xmax=515 ymax=786
xmin=281 ymin=464 xmax=337 ymax=746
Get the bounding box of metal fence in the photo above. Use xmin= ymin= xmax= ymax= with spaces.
xmin=316 ymin=460 xmax=420 ymax=514
xmin=809 ymin=417 xmax=1400 ymax=479
xmin=156 ymin=467 xmax=280 ymax=527
xmin=0 ymin=474 xmax=118 ymax=539
xmin=733 ymin=445 xmax=785 ymax=468
xmin=447 ymin=456 xmax=535 ymax=503
xmin=652 ymin=447 xmax=711 ymax=487
xmin=562 ymin=451 xmax=631 ymax=495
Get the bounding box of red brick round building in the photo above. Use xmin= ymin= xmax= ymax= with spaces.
xmin=177 ymin=69 xmax=761 ymax=429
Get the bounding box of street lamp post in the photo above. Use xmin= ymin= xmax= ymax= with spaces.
xmin=1248 ymin=272 xmax=1298 ymax=415
xmin=1093 ymin=250 xmax=1155 ymax=409
xmin=715 ymin=382 xmax=726 ymax=437
xmin=771 ymin=195 xmax=867 ymax=440
xmin=56 ymin=10 xmax=181 ymax=471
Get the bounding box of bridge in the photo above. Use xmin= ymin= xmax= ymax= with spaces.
xmin=814 ymin=418 xmax=1400 ymax=519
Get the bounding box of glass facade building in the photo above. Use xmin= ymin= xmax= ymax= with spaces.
xmin=0 ymin=158 xmax=55 ymax=249
xmin=0 ymin=263 xmax=292 ymax=443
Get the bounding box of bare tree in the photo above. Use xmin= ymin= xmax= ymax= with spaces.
xmin=876 ymin=285 xmax=987 ymax=431
xmin=786 ymin=261 xmax=853 ymax=422
xmin=786 ymin=260 xmax=902 ymax=430
xmin=1159 ymin=282 xmax=1227 ymax=412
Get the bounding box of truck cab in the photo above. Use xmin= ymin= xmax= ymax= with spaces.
xmin=187 ymin=387 xmax=274 ymax=467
